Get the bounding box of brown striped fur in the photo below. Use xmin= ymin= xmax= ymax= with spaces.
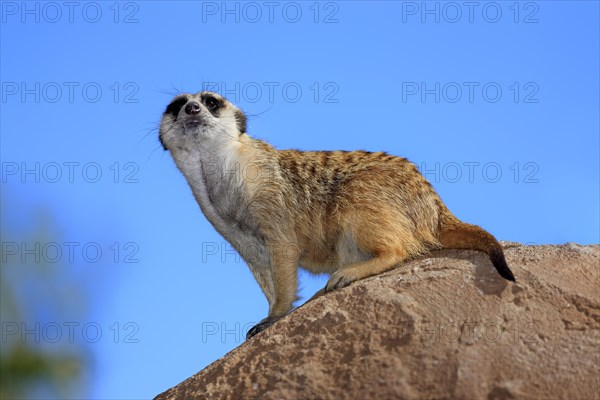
xmin=159 ymin=91 xmax=515 ymax=339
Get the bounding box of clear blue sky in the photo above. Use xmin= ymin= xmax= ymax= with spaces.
xmin=1 ymin=1 xmax=598 ymax=398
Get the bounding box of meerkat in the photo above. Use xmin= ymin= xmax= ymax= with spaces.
xmin=158 ymin=91 xmax=515 ymax=339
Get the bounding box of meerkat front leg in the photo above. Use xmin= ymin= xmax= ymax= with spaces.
xmin=246 ymin=242 xmax=300 ymax=339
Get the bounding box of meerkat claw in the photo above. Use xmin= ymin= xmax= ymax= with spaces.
xmin=246 ymin=317 xmax=279 ymax=340
xmin=325 ymin=271 xmax=354 ymax=292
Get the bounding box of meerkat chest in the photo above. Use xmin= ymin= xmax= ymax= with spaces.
xmin=175 ymin=150 xmax=260 ymax=242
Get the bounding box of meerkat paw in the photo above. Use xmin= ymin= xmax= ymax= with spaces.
xmin=246 ymin=316 xmax=280 ymax=340
xmin=325 ymin=268 xmax=360 ymax=292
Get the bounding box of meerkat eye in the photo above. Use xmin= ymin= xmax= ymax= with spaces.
xmin=205 ymin=96 xmax=220 ymax=111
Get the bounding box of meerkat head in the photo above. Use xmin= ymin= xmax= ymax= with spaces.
xmin=159 ymin=91 xmax=247 ymax=153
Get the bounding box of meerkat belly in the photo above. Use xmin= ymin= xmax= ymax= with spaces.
xmin=299 ymin=229 xmax=372 ymax=274
xmin=299 ymin=253 xmax=338 ymax=274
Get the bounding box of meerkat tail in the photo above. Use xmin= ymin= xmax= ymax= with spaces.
xmin=438 ymin=213 xmax=515 ymax=282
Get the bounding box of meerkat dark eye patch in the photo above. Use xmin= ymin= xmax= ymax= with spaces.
xmin=164 ymin=96 xmax=189 ymax=120
xmin=204 ymin=96 xmax=219 ymax=110
xmin=202 ymin=95 xmax=224 ymax=115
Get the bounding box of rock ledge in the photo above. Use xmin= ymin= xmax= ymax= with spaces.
xmin=155 ymin=243 xmax=600 ymax=400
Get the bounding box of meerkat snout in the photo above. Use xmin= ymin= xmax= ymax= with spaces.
xmin=184 ymin=101 xmax=201 ymax=115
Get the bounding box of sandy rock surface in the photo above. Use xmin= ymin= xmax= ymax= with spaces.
xmin=155 ymin=243 xmax=600 ymax=400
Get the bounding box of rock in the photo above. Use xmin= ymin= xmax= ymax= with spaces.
xmin=155 ymin=244 xmax=600 ymax=400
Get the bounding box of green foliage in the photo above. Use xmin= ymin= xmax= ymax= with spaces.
xmin=1 ymin=193 xmax=89 ymax=399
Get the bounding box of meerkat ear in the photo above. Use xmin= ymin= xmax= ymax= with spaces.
xmin=234 ymin=109 xmax=247 ymax=133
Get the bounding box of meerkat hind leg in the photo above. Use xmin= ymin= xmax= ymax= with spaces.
xmin=325 ymin=213 xmax=413 ymax=292
xmin=325 ymin=251 xmax=407 ymax=292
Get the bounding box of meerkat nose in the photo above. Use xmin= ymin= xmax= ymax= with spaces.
xmin=185 ymin=101 xmax=201 ymax=115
